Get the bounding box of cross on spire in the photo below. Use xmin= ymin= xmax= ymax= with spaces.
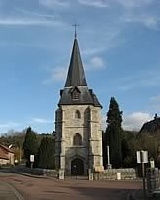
xmin=72 ymin=23 xmax=79 ymax=39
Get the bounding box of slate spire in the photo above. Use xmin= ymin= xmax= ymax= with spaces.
xmin=58 ymin=33 xmax=102 ymax=108
xmin=65 ymin=37 xmax=87 ymax=87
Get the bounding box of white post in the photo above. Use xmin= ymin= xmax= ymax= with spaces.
xmin=107 ymin=146 xmax=111 ymax=168
xmin=107 ymin=146 xmax=110 ymax=165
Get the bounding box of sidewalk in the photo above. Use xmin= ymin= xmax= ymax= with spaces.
xmin=0 ymin=181 xmax=24 ymax=200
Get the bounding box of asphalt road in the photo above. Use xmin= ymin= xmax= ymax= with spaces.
xmin=0 ymin=171 xmax=143 ymax=200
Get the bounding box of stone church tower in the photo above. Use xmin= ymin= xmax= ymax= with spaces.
xmin=55 ymin=33 xmax=103 ymax=175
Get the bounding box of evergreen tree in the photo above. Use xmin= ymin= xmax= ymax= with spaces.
xmin=37 ymin=136 xmax=55 ymax=169
xmin=121 ymin=131 xmax=138 ymax=168
xmin=23 ymin=127 xmax=39 ymax=167
xmin=106 ymin=97 xmax=123 ymax=168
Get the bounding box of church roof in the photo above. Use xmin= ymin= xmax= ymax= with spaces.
xmin=58 ymin=35 xmax=102 ymax=108
xmin=65 ymin=38 xmax=87 ymax=87
xmin=58 ymin=87 xmax=101 ymax=106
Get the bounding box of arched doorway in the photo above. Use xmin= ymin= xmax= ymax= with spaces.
xmin=71 ymin=158 xmax=84 ymax=175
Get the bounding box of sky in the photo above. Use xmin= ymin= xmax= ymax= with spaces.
xmin=0 ymin=0 xmax=160 ymax=134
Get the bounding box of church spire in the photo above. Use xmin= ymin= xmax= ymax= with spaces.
xmin=58 ymin=32 xmax=102 ymax=108
xmin=64 ymin=34 xmax=87 ymax=87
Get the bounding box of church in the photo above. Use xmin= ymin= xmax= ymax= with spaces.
xmin=54 ymin=31 xmax=103 ymax=176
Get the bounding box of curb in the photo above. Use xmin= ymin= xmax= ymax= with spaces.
xmin=6 ymin=182 xmax=24 ymax=200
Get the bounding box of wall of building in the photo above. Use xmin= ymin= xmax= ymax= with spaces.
xmin=55 ymin=104 xmax=103 ymax=175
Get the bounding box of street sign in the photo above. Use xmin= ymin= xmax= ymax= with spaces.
xmin=136 ymin=150 xmax=148 ymax=198
xmin=30 ymin=155 xmax=34 ymax=163
xmin=142 ymin=151 xmax=148 ymax=164
xmin=136 ymin=151 xmax=148 ymax=163
xmin=137 ymin=151 xmax=141 ymax=163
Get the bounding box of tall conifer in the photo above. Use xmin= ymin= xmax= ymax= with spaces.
xmin=106 ymin=97 xmax=123 ymax=168
xmin=37 ymin=137 xmax=55 ymax=169
xmin=23 ymin=127 xmax=39 ymax=167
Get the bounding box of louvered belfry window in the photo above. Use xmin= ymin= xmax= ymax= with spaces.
xmin=72 ymin=89 xmax=80 ymax=100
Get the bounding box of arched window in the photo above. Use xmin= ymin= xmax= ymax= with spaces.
xmin=73 ymin=133 xmax=82 ymax=146
xmin=75 ymin=110 xmax=81 ymax=119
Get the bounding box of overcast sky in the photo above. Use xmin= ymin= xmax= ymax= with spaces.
xmin=0 ymin=0 xmax=160 ymax=134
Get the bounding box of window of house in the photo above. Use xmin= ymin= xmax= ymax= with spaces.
xmin=73 ymin=133 xmax=82 ymax=146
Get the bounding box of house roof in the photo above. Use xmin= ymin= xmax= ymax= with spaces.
xmin=0 ymin=144 xmax=15 ymax=154
xmin=0 ymin=150 xmax=8 ymax=160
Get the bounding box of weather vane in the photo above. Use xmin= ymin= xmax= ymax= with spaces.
xmin=72 ymin=23 xmax=79 ymax=38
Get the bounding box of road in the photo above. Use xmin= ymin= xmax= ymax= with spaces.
xmin=0 ymin=172 xmax=143 ymax=200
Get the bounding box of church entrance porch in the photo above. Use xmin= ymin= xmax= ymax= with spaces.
xmin=71 ymin=158 xmax=84 ymax=176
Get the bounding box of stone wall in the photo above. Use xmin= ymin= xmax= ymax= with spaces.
xmin=102 ymin=168 xmax=137 ymax=180
xmin=25 ymin=168 xmax=138 ymax=180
